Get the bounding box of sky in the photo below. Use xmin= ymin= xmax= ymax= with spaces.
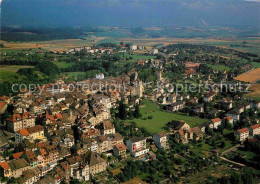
xmin=1 ymin=0 xmax=260 ymax=28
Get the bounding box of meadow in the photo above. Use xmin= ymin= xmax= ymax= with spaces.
xmin=53 ymin=61 xmax=75 ymax=69
xmin=130 ymin=100 xmax=208 ymax=133
xmin=0 ymin=65 xmax=33 ymax=82
xmin=207 ymin=64 xmax=231 ymax=72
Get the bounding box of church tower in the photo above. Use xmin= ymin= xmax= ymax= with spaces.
xmin=135 ymin=79 xmax=143 ymax=98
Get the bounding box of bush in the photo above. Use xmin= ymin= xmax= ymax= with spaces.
xmin=148 ymin=115 xmax=153 ymax=119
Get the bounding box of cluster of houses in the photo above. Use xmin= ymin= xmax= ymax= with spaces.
xmin=0 ymin=42 xmax=260 ymax=183
xmin=235 ymin=124 xmax=260 ymax=142
xmin=0 ymin=71 xmax=171 ymax=183
xmin=67 ymin=46 xmax=114 ymax=55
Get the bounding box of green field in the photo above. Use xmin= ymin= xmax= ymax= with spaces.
xmin=65 ymin=72 xmax=86 ymax=78
xmin=130 ymin=100 xmax=208 ymax=133
xmin=0 ymin=65 xmax=33 ymax=82
xmin=252 ymin=62 xmax=260 ymax=68
xmin=53 ymin=61 xmax=75 ymax=69
xmin=207 ymin=64 xmax=231 ymax=72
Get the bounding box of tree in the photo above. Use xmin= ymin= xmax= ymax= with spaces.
xmin=134 ymin=104 xmax=142 ymax=118
xmin=118 ymin=100 xmax=127 ymax=120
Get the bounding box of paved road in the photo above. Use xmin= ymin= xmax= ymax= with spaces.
xmin=219 ymin=156 xmax=245 ymax=167
xmin=221 ymin=144 xmax=241 ymax=156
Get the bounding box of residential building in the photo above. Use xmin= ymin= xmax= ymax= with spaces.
xmin=71 ymin=162 xmax=90 ymax=181
xmin=203 ymin=91 xmax=215 ymax=102
xmin=15 ymin=125 xmax=45 ymax=143
xmin=166 ymin=101 xmax=185 ymax=112
xmin=6 ymin=112 xmax=35 ymax=132
xmin=226 ymin=109 xmax=240 ymax=122
xmin=130 ymin=45 xmax=137 ymax=50
xmin=113 ymin=143 xmax=127 ymax=158
xmin=83 ymin=151 xmax=107 ymax=175
xmin=102 ymin=120 xmax=115 ymax=135
xmin=235 ymin=128 xmax=249 ymax=142
xmin=22 ymin=150 xmax=38 ymax=168
xmin=8 ymin=158 xmax=30 ymax=178
xmin=153 ymin=132 xmax=168 ymax=149
xmin=150 ymin=48 xmax=158 ymax=55
xmin=96 ymin=73 xmax=104 ymax=80
xmin=249 ymin=124 xmax=260 ymax=136
xmin=209 ymin=118 xmax=222 ymax=129
xmin=224 ymin=116 xmax=234 ymax=126
xmin=27 ymin=125 xmax=45 ymax=141
xmin=0 ymin=161 xmax=11 ymax=178
xmin=0 ymin=101 xmax=7 ymax=114
xmin=167 ymin=120 xmax=190 ymax=132
xmin=126 ymin=137 xmax=149 ymax=158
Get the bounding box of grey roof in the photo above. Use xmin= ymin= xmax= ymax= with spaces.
xmin=83 ymin=151 xmax=105 ymax=166
xmin=9 ymin=158 xmax=29 ymax=170
xmin=129 ymin=136 xmax=145 ymax=143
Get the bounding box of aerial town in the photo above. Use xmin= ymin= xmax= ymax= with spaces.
xmin=0 ymin=42 xmax=259 ymax=184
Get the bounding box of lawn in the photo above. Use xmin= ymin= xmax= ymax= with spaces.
xmin=130 ymin=100 xmax=208 ymax=133
xmin=0 ymin=65 xmax=34 ymax=82
xmin=207 ymin=64 xmax=231 ymax=72
xmin=236 ymin=150 xmax=257 ymax=161
xmin=53 ymin=61 xmax=74 ymax=69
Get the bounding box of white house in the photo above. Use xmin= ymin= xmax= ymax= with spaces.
xmin=226 ymin=109 xmax=240 ymax=122
xmin=235 ymin=128 xmax=249 ymax=142
xmin=249 ymin=124 xmax=260 ymax=136
xmin=209 ymin=118 xmax=222 ymax=129
xmin=96 ymin=73 xmax=104 ymax=80
xmin=126 ymin=137 xmax=149 ymax=157
xmin=153 ymin=132 xmax=168 ymax=149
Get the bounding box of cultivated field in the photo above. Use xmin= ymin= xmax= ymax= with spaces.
xmin=1 ymin=36 xmax=260 ymax=55
xmin=245 ymin=83 xmax=260 ymax=100
xmin=0 ymin=38 xmax=105 ymax=51
xmin=122 ymin=177 xmax=147 ymax=184
xmin=130 ymin=100 xmax=208 ymax=133
xmin=234 ymin=68 xmax=260 ymax=83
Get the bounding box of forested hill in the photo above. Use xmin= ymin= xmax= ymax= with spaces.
xmin=0 ymin=27 xmax=100 ymax=42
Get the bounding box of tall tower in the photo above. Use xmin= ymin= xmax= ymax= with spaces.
xmin=135 ymin=79 xmax=143 ymax=98
xmin=157 ymin=70 xmax=162 ymax=81
xmin=134 ymin=72 xmax=138 ymax=81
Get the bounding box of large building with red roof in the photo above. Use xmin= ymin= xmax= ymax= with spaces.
xmin=235 ymin=128 xmax=249 ymax=142
xmin=249 ymin=124 xmax=260 ymax=136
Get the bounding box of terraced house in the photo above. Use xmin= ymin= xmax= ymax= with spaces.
xmin=15 ymin=125 xmax=45 ymax=143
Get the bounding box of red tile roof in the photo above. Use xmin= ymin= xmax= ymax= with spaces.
xmin=115 ymin=143 xmax=127 ymax=151
xmin=13 ymin=152 xmax=24 ymax=159
xmin=250 ymin=124 xmax=260 ymax=130
xmin=225 ymin=116 xmax=233 ymax=121
xmin=0 ymin=102 xmax=6 ymax=109
xmin=211 ymin=118 xmax=221 ymax=123
xmin=6 ymin=112 xmax=34 ymax=122
xmin=27 ymin=125 xmax=44 ymax=134
xmin=0 ymin=162 xmax=9 ymax=170
xmin=17 ymin=128 xmax=30 ymax=136
xmin=0 ymin=96 xmax=8 ymax=101
xmin=237 ymin=128 xmax=249 ymax=134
